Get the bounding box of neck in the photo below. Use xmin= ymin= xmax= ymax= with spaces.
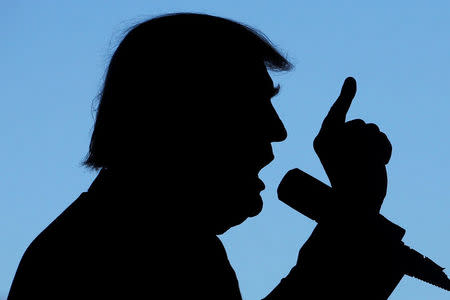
xmin=88 ymin=167 xmax=216 ymax=236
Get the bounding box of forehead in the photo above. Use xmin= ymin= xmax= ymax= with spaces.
xmin=232 ymin=61 xmax=275 ymax=94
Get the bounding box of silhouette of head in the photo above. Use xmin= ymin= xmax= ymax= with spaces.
xmin=83 ymin=13 xmax=293 ymax=234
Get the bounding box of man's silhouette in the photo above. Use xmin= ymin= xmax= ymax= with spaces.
xmin=8 ymin=13 xmax=401 ymax=299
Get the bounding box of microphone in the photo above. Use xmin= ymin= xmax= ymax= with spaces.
xmin=277 ymin=168 xmax=450 ymax=292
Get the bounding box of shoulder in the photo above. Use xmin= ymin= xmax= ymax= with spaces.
xmin=8 ymin=192 xmax=94 ymax=298
xmin=31 ymin=192 xmax=92 ymax=248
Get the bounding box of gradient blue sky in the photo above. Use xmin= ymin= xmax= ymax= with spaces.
xmin=1 ymin=1 xmax=449 ymax=299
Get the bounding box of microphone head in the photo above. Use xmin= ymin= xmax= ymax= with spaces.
xmin=277 ymin=168 xmax=333 ymax=222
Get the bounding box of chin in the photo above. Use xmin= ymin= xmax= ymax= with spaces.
xmin=212 ymin=186 xmax=264 ymax=235
xmin=215 ymin=224 xmax=232 ymax=235
xmin=214 ymin=214 xmax=249 ymax=235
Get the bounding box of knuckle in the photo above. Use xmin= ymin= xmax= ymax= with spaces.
xmin=377 ymin=132 xmax=392 ymax=164
xmin=366 ymin=123 xmax=380 ymax=132
xmin=345 ymin=118 xmax=366 ymax=126
xmin=344 ymin=119 xmax=366 ymax=132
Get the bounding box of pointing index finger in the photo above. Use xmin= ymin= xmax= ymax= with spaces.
xmin=322 ymin=77 xmax=357 ymax=130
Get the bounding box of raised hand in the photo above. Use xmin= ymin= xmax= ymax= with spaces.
xmin=264 ymin=78 xmax=405 ymax=300
xmin=313 ymin=77 xmax=392 ymax=214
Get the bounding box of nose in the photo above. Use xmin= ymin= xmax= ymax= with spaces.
xmin=268 ymin=105 xmax=287 ymax=142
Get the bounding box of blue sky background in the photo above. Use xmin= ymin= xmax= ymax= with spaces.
xmin=1 ymin=1 xmax=449 ymax=299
